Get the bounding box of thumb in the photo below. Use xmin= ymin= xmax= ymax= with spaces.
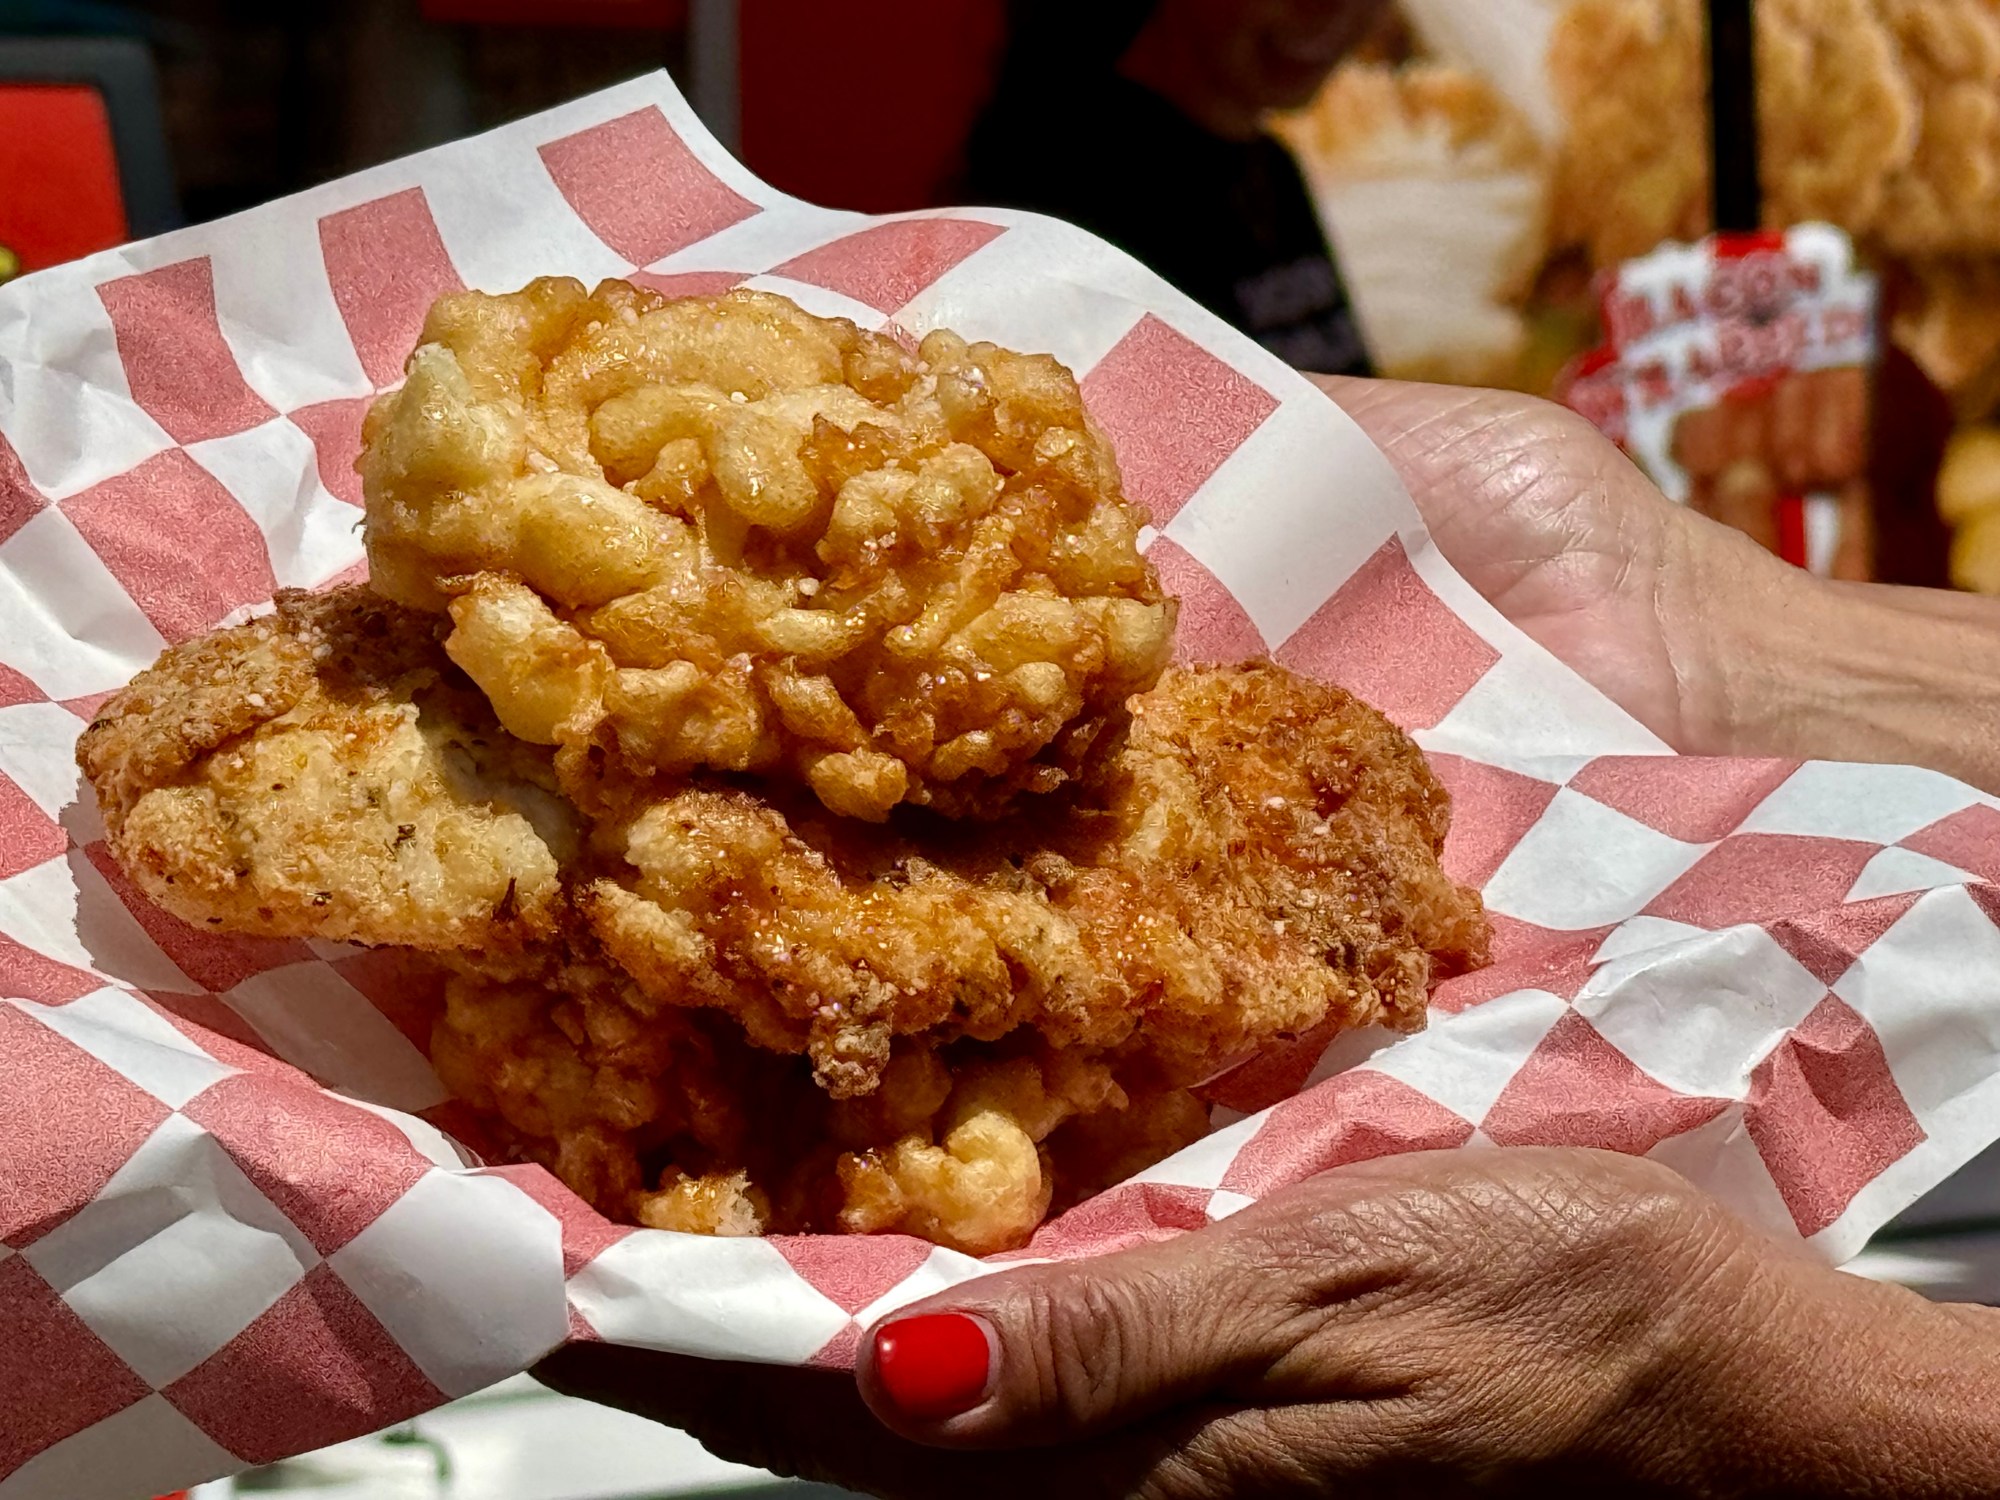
xmin=855 ymin=1227 xmax=1292 ymax=1451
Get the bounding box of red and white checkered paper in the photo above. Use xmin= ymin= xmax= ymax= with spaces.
xmin=3 ymin=74 xmax=2000 ymax=1500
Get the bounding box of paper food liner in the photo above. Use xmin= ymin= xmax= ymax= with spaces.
xmin=3 ymin=74 xmax=2000 ymax=1500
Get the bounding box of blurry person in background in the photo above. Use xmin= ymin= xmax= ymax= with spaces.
xmin=965 ymin=0 xmax=1389 ymax=375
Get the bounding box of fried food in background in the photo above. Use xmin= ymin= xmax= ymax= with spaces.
xmin=579 ymin=663 xmax=1489 ymax=1099
xmin=1893 ymin=260 xmax=2000 ymax=396
xmin=1547 ymin=0 xmax=1917 ymax=267
xmin=1937 ymin=426 xmax=2000 ymax=591
xmin=1872 ymin=0 xmax=2000 ymax=258
xmin=360 ymin=279 xmax=1173 ymax=824
xmin=1294 ymin=0 xmax=2000 ymax=409
xmin=77 ymin=589 xmax=576 ymax=958
xmin=1275 ymin=64 xmax=1551 ymax=388
xmin=1671 ymin=369 xmax=1875 ymax=581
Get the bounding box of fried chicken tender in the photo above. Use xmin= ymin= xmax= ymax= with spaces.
xmin=431 ymin=963 xmax=1211 ymax=1253
xmin=359 ymin=279 xmax=1174 ymax=823
xmin=581 ymin=664 xmax=1490 ymax=1100
xmin=77 ymin=589 xmax=577 ymax=958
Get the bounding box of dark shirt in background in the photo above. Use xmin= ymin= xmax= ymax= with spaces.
xmin=964 ymin=1 xmax=1372 ymax=376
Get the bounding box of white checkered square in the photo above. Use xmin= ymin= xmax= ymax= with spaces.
xmin=328 ymin=1170 xmax=565 ymax=1397
xmin=1846 ymin=846 xmax=1975 ymax=903
xmin=1575 ymin=924 xmax=1826 ymax=1098
xmin=0 ymin=854 xmax=176 ymax=992
xmin=222 ymin=965 xmax=444 ymax=1112
xmin=1366 ymin=990 xmax=1569 ymax=1124
xmin=187 ymin=421 xmax=365 ymax=591
xmin=567 ymin=1234 xmax=851 ymax=1363
xmin=25 ymin=1114 xmax=316 ymax=1387
xmin=29 ymin=988 xmax=233 ymax=1109
xmin=1740 ymin=761 xmax=1992 ymax=844
xmin=1483 ymin=788 xmax=1710 ymax=929
xmin=1834 ymin=886 xmax=2000 ymax=1115
xmin=0 ymin=1393 xmax=238 ymax=1500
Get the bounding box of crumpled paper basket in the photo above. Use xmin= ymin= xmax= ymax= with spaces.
xmin=3 ymin=72 xmax=1999 ymax=1500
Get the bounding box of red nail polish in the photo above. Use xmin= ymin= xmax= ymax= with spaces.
xmin=872 ymin=1313 xmax=993 ymax=1422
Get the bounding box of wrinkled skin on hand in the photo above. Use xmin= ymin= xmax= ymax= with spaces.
xmin=541 ymin=1148 xmax=2000 ymax=1498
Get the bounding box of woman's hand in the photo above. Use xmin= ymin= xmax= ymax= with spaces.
xmin=540 ymin=1148 xmax=2000 ymax=1498
xmin=1320 ymin=378 xmax=2000 ymax=794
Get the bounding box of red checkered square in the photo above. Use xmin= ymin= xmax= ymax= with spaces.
xmin=539 ymin=107 xmax=759 ymax=267
xmin=1901 ymin=804 xmax=2000 ymax=887
xmin=288 ymin=399 xmax=372 ymax=508
xmin=61 ymin=690 xmax=117 ymax=722
xmin=316 ymin=556 xmax=371 ymax=592
xmin=0 ymin=429 xmax=45 ymax=549
xmin=1221 ymin=1069 xmax=1473 ymax=1197
xmin=1277 ymin=537 xmax=1502 ymax=732
xmin=1482 ymin=1012 xmax=1730 ymax=1154
xmin=1429 ymin=754 xmax=1561 ymax=888
xmin=1972 ymin=882 xmax=2000 ymax=926
xmin=319 ymin=189 xmax=465 ymax=389
xmin=1082 ymin=315 xmax=1279 ymax=527
xmin=1767 ymin=892 xmax=1925 ymax=987
xmin=332 ymin=949 xmax=447 ymax=1054
xmin=1746 ymin=995 xmax=1925 ymax=1237
xmin=0 ymin=661 xmax=47 ymax=708
xmin=630 ymin=269 xmax=751 ymax=299
xmin=84 ymin=843 xmax=312 ymax=993
xmin=164 ymin=1262 xmax=446 ymax=1465
xmin=0 ymin=1256 xmax=150 ymax=1484
xmin=0 ymin=1003 xmax=172 ymax=1247
xmin=1567 ymin=757 xmax=1800 ymax=843
xmin=1146 ymin=537 xmax=1266 ymax=663
xmin=0 ymin=770 xmax=67 ymax=881
xmin=1644 ymin=834 xmax=1882 ymax=929
xmin=97 ymin=260 xmax=277 ymax=446
xmin=1018 ymin=1181 xmax=1213 ymax=1260
xmin=1431 ymin=916 xmax=1615 ymax=1014
xmin=773 ymin=219 xmax=1006 ymax=314
xmin=474 ymin=1165 xmax=626 ymax=1278
xmin=807 ymin=1322 xmax=866 ymax=1371
xmin=1200 ymin=1011 xmax=1361 ymax=1116
xmin=0 ymin=930 xmax=100 ymax=1005
xmin=139 ymin=991 xmax=300 ymax=1078
xmin=61 ymin=450 xmax=277 ymax=645
xmin=183 ymin=1072 xmax=430 ymax=1256
xmin=775 ymin=1235 xmax=933 ymax=1316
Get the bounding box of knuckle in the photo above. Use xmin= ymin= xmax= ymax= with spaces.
xmin=1014 ymin=1268 xmax=1157 ymax=1427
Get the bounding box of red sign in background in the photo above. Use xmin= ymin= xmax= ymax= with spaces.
xmin=0 ymin=84 xmax=129 ymax=273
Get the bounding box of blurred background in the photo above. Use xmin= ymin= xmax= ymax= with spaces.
xmin=9 ymin=0 xmax=2000 ymax=589
xmin=8 ymin=2 xmax=2000 ymax=1495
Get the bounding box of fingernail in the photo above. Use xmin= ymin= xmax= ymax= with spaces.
xmin=871 ymin=1312 xmax=994 ymax=1422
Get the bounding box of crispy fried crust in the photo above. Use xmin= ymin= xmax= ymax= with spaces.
xmin=430 ymin=964 xmax=1212 ymax=1254
xmin=77 ymin=589 xmax=578 ymax=956
xmin=573 ymin=662 xmax=1488 ymax=1098
xmin=359 ymin=279 xmax=1174 ymax=822
xmin=81 ymin=592 xmax=1487 ymax=1252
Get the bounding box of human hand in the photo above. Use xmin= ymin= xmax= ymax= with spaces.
xmin=538 ymin=1147 xmax=2000 ymax=1498
xmin=1318 ymin=377 xmax=2000 ymax=794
